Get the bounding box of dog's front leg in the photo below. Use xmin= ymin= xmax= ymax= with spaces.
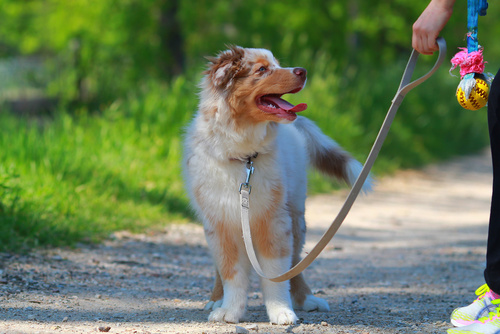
xmin=204 ymin=221 xmax=250 ymax=323
xmin=260 ymin=258 xmax=298 ymax=325
xmin=253 ymin=214 xmax=298 ymax=325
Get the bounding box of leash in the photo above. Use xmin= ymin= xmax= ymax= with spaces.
xmin=240 ymin=37 xmax=447 ymax=283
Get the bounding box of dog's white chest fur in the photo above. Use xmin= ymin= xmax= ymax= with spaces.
xmin=184 ymin=120 xmax=308 ymax=226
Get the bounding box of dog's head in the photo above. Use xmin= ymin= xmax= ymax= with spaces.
xmin=202 ymin=46 xmax=308 ymax=124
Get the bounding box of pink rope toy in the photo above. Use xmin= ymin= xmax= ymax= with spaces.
xmin=450 ymin=47 xmax=486 ymax=79
xmin=450 ymin=46 xmax=490 ymax=110
xmin=449 ymin=0 xmax=493 ymax=110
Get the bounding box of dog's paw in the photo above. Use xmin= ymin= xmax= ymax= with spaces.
xmin=208 ymin=307 xmax=244 ymax=323
xmin=204 ymin=299 xmax=222 ymax=311
xmin=301 ymin=294 xmax=330 ymax=312
xmin=268 ymin=307 xmax=298 ymax=325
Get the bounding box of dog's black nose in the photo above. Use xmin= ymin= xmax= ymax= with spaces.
xmin=293 ymin=67 xmax=307 ymax=79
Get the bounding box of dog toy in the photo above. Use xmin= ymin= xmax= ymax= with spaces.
xmin=450 ymin=0 xmax=490 ymax=110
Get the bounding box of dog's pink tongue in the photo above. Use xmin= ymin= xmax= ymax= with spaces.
xmin=289 ymin=103 xmax=308 ymax=112
xmin=267 ymin=96 xmax=308 ymax=113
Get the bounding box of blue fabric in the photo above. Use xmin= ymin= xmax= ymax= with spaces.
xmin=480 ymin=0 xmax=489 ymax=16
xmin=467 ymin=0 xmax=488 ymax=52
xmin=467 ymin=0 xmax=480 ymax=52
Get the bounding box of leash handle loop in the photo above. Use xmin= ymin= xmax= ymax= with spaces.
xmin=397 ymin=37 xmax=447 ymax=99
xmin=241 ymin=38 xmax=447 ymax=282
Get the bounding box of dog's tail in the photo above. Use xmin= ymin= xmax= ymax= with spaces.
xmin=294 ymin=116 xmax=372 ymax=192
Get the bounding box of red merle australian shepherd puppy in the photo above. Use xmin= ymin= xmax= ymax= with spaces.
xmin=183 ymin=46 xmax=371 ymax=325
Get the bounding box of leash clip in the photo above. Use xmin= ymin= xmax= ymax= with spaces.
xmin=239 ymin=159 xmax=255 ymax=194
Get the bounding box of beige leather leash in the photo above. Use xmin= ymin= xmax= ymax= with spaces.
xmin=240 ymin=38 xmax=447 ymax=282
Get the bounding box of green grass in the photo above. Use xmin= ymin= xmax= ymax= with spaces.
xmin=0 ymin=78 xmax=196 ymax=251
xmin=0 ymin=60 xmax=489 ymax=252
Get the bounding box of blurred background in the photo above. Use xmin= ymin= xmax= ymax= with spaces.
xmin=0 ymin=0 xmax=498 ymax=252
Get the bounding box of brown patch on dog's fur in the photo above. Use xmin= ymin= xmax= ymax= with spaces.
xmin=251 ymin=185 xmax=291 ymax=258
xmin=215 ymin=222 xmax=239 ymax=280
xmin=210 ymin=270 xmax=224 ymax=302
xmin=194 ymin=187 xmax=239 ymax=280
xmin=313 ymin=148 xmax=350 ymax=182
xmin=252 ymin=58 xmax=271 ymax=69
xmin=201 ymin=106 xmax=218 ymax=120
xmin=227 ymin=67 xmax=305 ymax=128
xmin=205 ymin=46 xmax=247 ymax=89
xmin=290 ymin=273 xmax=313 ymax=306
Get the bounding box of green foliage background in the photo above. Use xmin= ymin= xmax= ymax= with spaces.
xmin=0 ymin=0 xmax=498 ymax=251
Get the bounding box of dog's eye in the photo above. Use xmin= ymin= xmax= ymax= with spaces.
xmin=257 ymin=66 xmax=267 ymax=73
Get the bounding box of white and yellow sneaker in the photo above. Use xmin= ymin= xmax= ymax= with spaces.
xmin=450 ymin=284 xmax=500 ymax=327
xmin=448 ymin=299 xmax=500 ymax=334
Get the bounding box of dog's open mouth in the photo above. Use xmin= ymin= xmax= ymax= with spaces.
xmin=256 ymin=90 xmax=308 ymax=121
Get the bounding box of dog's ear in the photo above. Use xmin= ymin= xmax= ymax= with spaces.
xmin=205 ymin=45 xmax=245 ymax=88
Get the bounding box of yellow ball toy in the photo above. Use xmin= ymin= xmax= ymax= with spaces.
xmin=456 ymin=76 xmax=490 ymax=110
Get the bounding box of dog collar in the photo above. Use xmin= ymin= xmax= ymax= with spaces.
xmin=230 ymin=152 xmax=258 ymax=162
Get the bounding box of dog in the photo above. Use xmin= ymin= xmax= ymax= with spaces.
xmin=182 ymin=46 xmax=371 ymax=325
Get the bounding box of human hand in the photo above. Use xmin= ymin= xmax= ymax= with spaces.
xmin=412 ymin=0 xmax=455 ymax=55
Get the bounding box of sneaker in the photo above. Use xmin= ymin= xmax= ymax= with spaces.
xmin=447 ymin=300 xmax=500 ymax=333
xmin=450 ymin=284 xmax=500 ymax=327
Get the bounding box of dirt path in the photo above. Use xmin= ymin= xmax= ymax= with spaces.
xmin=0 ymin=151 xmax=494 ymax=334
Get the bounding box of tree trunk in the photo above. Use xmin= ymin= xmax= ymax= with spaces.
xmin=158 ymin=0 xmax=185 ymax=78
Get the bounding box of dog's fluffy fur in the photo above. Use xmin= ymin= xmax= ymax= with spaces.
xmin=183 ymin=46 xmax=371 ymax=325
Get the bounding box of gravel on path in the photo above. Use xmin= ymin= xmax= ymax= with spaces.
xmin=0 ymin=151 xmax=493 ymax=334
